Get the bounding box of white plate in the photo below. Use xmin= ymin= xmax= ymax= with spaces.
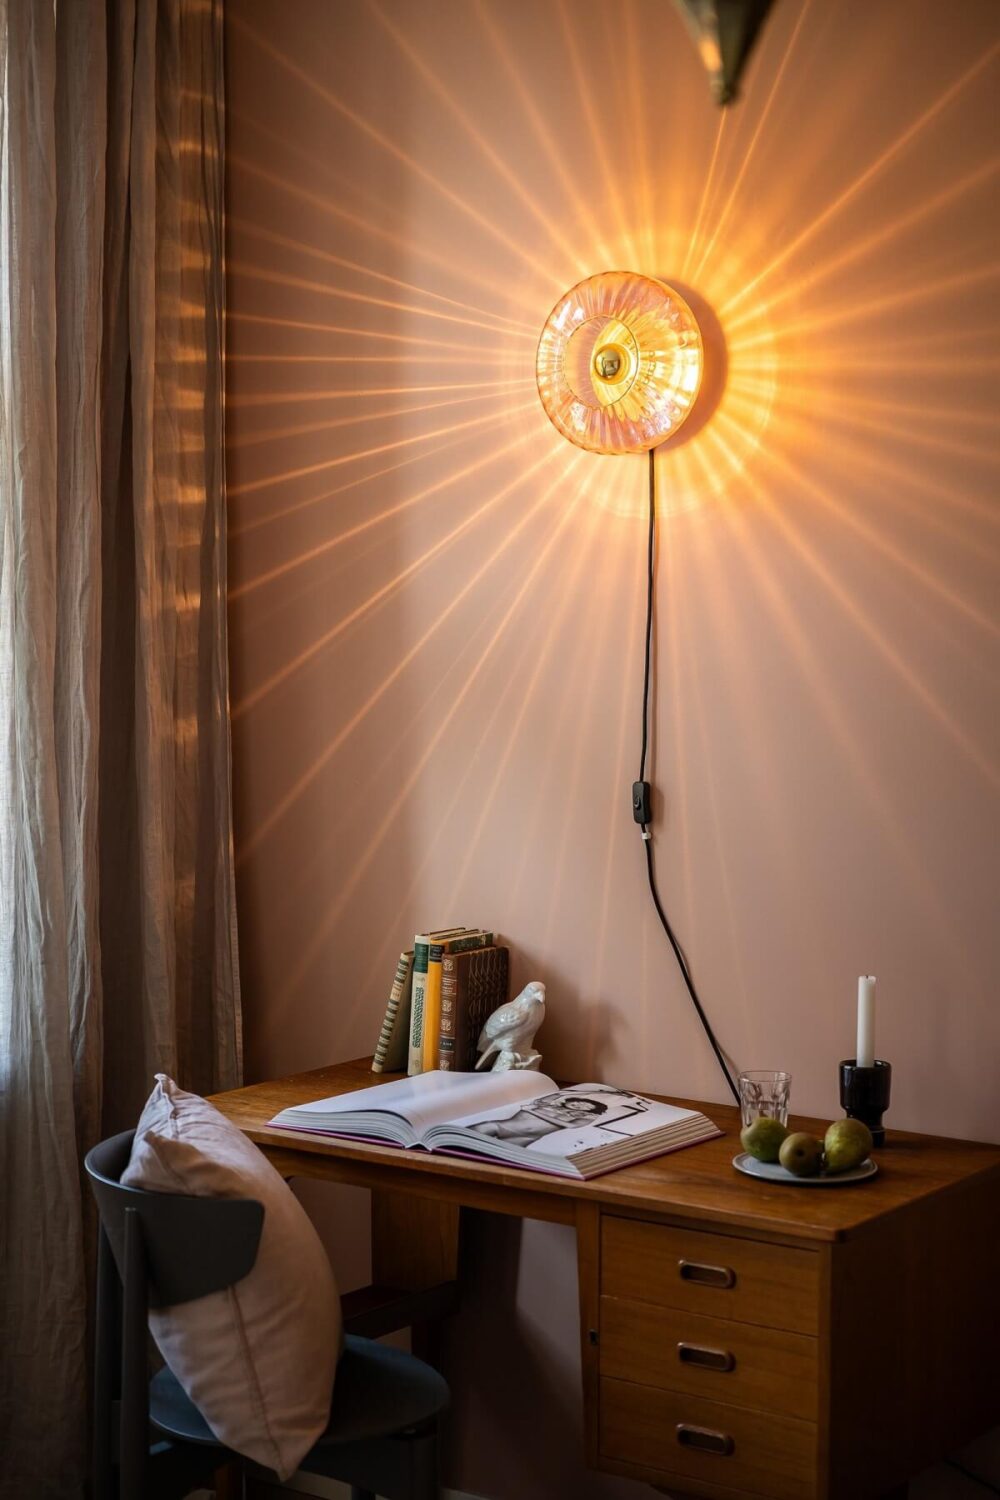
xmin=732 ymin=1152 xmax=878 ymax=1186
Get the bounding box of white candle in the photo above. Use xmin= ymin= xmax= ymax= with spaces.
xmin=857 ymin=975 xmax=876 ymax=1069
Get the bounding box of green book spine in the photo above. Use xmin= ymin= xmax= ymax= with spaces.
xmin=407 ymin=940 xmax=431 ymax=1076
xmin=441 ymin=930 xmax=495 ymax=957
xmin=407 ymin=926 xmax=467 ymax=1075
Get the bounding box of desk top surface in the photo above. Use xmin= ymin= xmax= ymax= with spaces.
xmin=209 ymin=1057 xmax=1000 ymax=1244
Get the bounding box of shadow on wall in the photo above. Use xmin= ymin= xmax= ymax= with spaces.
xmin=657 ymin=282 xmax=730 ymax=451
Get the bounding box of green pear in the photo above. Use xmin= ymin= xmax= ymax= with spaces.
xmin=824 ymin=1117 xmax=873 ymax=1173
xmin=740 ymin=1116 xmax=788 ymax=1163
xmin=779 ymin=1132 xmax=824 ymax=1177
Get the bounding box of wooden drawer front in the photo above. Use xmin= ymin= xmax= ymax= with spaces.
xmin=600 ymin=1377 xmax=816 ymax=1500
xmin=602 ymin=1217 xmax=820 ymax=1335
xmin=601 ymin=1297 xmax=819 ymax=1421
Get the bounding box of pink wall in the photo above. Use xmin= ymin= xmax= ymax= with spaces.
xmin=225 ymin=2 xmax=1000 ymax=1494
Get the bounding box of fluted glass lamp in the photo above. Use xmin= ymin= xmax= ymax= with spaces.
xmin=535 ymin=271 xmax=703 ymax=455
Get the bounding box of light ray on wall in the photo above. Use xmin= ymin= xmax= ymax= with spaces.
xmin=271 ymin=458 xmax=598 ymax=999
xmin=227 ymin=260 xmax=538 ymax=339
xmin=714 ymin=411 xmax=1000 ymax=789
xmin=226 ymin=141 xmax=531 ymax=304
xmin=725 ymin=159 xmax=999 ymax=329
xmin=227 ymin=11 xmax=568 ymax=287
xmin=369 ymin=0 xmax=593 ymax=276
xmin=229 ymin=430 xmax=497 ymax=539
xmin=473 ymin=0 xmax=600 ymax=266
xmin=701 ymin=421 xmax=988 ymax=989
xmin=681 ymin=111 xmax=729 ymax=281
xmin=228 ymin=215 xmax=539 ymax=333
xmin=554 ymin=0 xmax=641 ymax=268
xmin=361 ymin=473 xmax=606 ymax=991
xmin=232 ymin=440 xmax=564 ymax=726
xmin=226 ymin=395 xmax=539 ymax=454
xmin=720 ymin=42 xmax=1000 ymax=317
xmin=585 ymin=565 xmax=647 ymax=1070
xmin=230 ymin=427 xmax=540 ymax=597
xmin=227 ymin=403 xmax=537 ymax=500
xmin=230 ymin=378 xmax=534 ymax=409
xmin=228 ymin=309 xmax=528 ymax=356
xmin=688 ymin=0 xmax=814 ymax=283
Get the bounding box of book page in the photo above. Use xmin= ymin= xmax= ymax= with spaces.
xmin=286 ymin=1068 xmax=555 ymax=1136
xmin=432 ymin=1082 xmax=702 ymax=1160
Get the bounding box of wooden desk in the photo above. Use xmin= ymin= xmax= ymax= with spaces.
xmin=211 ymin=1058 xmax=1000 ymax=1500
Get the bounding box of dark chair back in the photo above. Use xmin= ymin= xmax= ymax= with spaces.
xmin=86 ymin=1131 xmax=264 ymax=1306
xmin=84 ymin=1130 xmax=265 ymax=1500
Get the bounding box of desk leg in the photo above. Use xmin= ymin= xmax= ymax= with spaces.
xmin=371 ymin=1190 xmax=461 ymax=1363
xmin=371 ymin=1190 xmax=461 ymax=1286
xmin=576 ymin=1202 xmax=601 ymax=1472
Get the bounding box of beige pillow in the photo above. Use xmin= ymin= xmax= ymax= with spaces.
xmin=122 ymin=1074 xmax=341 ymax=1479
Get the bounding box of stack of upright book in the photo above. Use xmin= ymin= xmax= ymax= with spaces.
xmin=371 ymin=927 xmax=509 ymax=1076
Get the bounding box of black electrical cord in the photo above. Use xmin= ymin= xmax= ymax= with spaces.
xmin=639 ymin=446 xmax=739 ymax=1105
xmin=638 ymin=450 xmax=656 ymax=786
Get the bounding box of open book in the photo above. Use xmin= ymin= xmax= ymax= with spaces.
xmin=268 ymin=1070 xmax=722 ymax=1181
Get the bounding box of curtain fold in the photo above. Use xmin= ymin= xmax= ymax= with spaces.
xmin=0 ymin=2 xmax=241 ymax=1494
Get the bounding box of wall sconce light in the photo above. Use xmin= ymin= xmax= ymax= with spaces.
xmin=535 ymin=272 xmax=703 ymax=456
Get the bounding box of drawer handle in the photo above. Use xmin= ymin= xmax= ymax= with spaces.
xmin=678 ymin=1258 xmax=736 ymax=1289
xmin=678 ymin=1341 xmax=736 ymax=1373
xmin=677 ymin=1423 xmax=735 ymax=1457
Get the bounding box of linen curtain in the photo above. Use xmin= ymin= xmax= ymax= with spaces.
xmin=0 ymin=2 xmax=241 ymax=1495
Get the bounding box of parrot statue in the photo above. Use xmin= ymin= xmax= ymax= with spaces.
xmin=476 ymin=981 xmax=546 ymax=1072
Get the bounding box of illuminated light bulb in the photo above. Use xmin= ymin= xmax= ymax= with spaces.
xmin=536 ymin=272 xmax=703 ymax=455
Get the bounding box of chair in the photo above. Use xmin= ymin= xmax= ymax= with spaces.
xmin=85 ymin=1130 xmax=449 ymax=1500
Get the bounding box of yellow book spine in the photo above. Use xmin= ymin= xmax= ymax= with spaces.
xmin=421 ymin=949 xmax=444 ymax=1071
xmin=422 ymin=931 xmax=492 ymax=1070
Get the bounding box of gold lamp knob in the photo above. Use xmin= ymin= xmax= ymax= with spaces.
xmin=594 ymin=344 xmax=625 ymax=381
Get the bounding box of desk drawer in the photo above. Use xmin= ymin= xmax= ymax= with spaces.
xmin=601 ymin=1297 xmax=819 ymax=1421
xmin=602 ymin=1217 xmax=820 ymax=1335
xmin=600 ymin=1376 xmax=816 ymax=1500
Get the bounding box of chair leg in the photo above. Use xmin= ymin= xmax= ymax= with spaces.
xmin=93 ymin=1225 xmax=120 ymax=1500
xmin=299 ymin=1422 xmax=440 ymax=1499
xmin=120 ymin=1208 xmax=151 ymax=1500
xmin=406 ymin=1424 xmax=439 ymax=1500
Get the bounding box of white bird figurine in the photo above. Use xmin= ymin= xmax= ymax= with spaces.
xmin=476 ymin=981 xmax=546 ymax=1072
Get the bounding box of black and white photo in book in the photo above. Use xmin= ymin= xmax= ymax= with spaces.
xmin=465 ymin=1084 xmax=651 ymax=1148
xmin=268 ymin=1071 xmax=721 ymax=1181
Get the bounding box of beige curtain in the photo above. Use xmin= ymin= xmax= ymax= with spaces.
xmin=0 ymin=1 xmax=241 ymax=1494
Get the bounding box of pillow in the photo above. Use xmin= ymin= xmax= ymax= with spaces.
xmin=122 ymin=1074 xmax=341 ymax=1479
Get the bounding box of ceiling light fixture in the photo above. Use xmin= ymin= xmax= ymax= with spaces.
xmin=673 ymin=0 xmax=777 ymax=107
xmin=535 ymin=272 xmax=704 ymax=456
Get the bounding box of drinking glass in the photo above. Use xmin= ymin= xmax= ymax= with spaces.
xmin=738 ymin=1070 xmax=791 ymax=1130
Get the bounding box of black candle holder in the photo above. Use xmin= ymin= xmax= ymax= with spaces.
xmin=839 ymin=1059 xmax=892 ymax=1147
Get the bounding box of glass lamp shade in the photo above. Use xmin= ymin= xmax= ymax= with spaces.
xmin=535 ymin=272 xmax=704 ymax=455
